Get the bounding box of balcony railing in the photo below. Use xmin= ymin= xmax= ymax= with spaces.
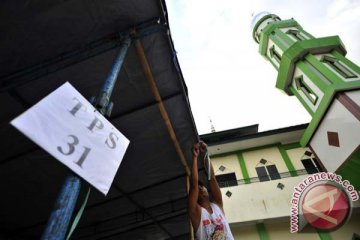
xmin=218 ymin=168 xmax=320 ymax=188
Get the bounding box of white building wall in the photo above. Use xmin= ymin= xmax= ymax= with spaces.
xmin=242 ymin=147 xmax=288 ymax=178
xmin=266 ymin=221 xmax=320 ymax=240
xmin=286 ymin=147 xmax=309 ymax=170
xmin=309 ymin=97 xmax=360 ymax=172
xmin=221 ymin=176 xmax=306 ymax=223
xmin=212 ymin=154 xmax=243 ymax=179
xmin=347 ymin=89 xmax=360 ymax=104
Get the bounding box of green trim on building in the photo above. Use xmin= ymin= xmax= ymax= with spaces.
xmin=336 ymin=147 xmax=360 ymax=191
xmin=306 ymin=54 xmax=360 ymax=92
xmin=305 ymin=54 xmax=344 ymax=86
xmin=259 ymin=32 xmax=268 ymax=57
xmin=300 ymin=88 xmax=335 ymax=146
xmin=332 ymin=50 xmax=360 ymax=75
xmin=259 ymin=19 xmax=300 ymax=56
xmin=295 ymin=75 xmax=319 ymax=105
xmin=321 ymin=55 xmax=357 ymax=79
xmin=266 ymin=53 xmax=280 ymax=70
xmin=316 ymin=229 xmax=332 ymax=240
xmin=297 ymin=60 xmax=329 ymax=92
xmin=269 ymin=34 xmax=287 ymax=52
xmin=301 ymin=28 xmax=315 ymax=39
xmin=256 ymin=223 xmax=269 ymax=240
xmin=289 ymin=85 xmax=315 ymax=115
xmin=299 ymin=87 xmax=360 ymax=147
xmin=276 ymin=36 xmax=346 ymax=95
xmin=278 ymin=145 xmax=297 ymax=176
xmin=276 ymin=28 xmax=295 ymax=48
xmin=296 ymin=74 xmax=319 ymax=106
xmin=274 ymin=28 xmax=293 ymax=50
xmin=236 ymin=152 xmax=250 ymax=184
xmin=252 ymin=14 xmax=279 ymax=43
xmin=287 ymin=29 xmax=306 ymax=42
xmin=336 ymin=81 xmax=360 ymax=91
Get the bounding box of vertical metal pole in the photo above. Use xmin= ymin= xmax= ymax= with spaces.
xmin=41 ymin=175 xmax=81 ymax=240
xmin=96 ymin=34 xmax=132 ymax=115
xmin=41 ymin=34 xmax=131 ymax=240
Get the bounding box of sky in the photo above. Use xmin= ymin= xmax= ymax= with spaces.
xmin=165 ymin=0 xmax=360 ymax=135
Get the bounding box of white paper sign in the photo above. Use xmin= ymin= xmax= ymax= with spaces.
xmin=11 ymin=82 xmax=130 ymax=195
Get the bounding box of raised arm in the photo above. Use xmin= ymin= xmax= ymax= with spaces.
xmin=201 ymin=142 xmax=224 ymax=212
xmin=188 ymin=143 xmax=201 ymax=231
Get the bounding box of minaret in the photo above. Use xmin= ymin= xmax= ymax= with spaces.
xmin=252 ymin=12 xmax=360 ymax=189
xmin=209 ymin=117 xmax=216 ymax=133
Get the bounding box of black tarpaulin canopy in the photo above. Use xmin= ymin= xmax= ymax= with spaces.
xmin=0 ymin=0 xmax=202 ymax=239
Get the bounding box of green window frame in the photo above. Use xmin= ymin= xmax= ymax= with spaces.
xmin=321 ymin=55 xmax=357 ymax=79
xmin=286 ymin=29 xmax=306 ymax=41
xmin=295 ymin=75 xmax=318 ymax=105
xmin=269 ymin=45 xmax=281 ymax=64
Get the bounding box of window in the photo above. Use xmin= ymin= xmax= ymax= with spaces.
xmin=301 ymin=150 xmax=324 ymax=173
xmin=270 ymin=45 xmax=281 ymax=64
xmin=256 ymin=166 xmax=270 ymax=182
xmin=321 ymin=55 xmax=357 ymax=79
xmin=301 ymin=159 xmax=319 ymax=174
xmin=267 ymin=165 xmax=281 ymax=180
xmin=312 ymin=158 xmax=324 ymax=172
xmin=255 ymin=159 xmax=281 ymax=182
xmin=295 ymin=75 xmax=318 ymax=105
xmin=286 ymin=29 xmax=306 ymax=41
xmin=216 ymin=172 xmax=238 ymax=188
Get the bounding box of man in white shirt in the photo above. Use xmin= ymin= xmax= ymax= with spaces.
xmin=188 ymin=142 xmax=234 ymax=240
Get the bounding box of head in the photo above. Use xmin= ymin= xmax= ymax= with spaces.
xmin=198 ymin=180 xmax=210 ymax=204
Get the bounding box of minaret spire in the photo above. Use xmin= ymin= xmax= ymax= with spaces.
xmin=209 ymin=117 xmax=216 ymax=133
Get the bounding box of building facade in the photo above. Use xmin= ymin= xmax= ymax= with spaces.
xmin=201 ymin=124 xmax=360 ymax=240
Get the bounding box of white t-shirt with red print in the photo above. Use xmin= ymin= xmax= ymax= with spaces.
xmin=195 ymin=203 xmax=234 ymax=240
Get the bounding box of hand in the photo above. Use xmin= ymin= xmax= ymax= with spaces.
xmin=192 ymin=143 xmax=200 ymax=158
xmin=199 ymin=141 xmax=207 ymax=153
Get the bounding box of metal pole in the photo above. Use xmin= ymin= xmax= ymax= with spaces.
xmin=41 ymin=34 xmax=131 ymax=240
xmin=95 ymin=34 xmax=132 ymax=116
xmin=41 ymin=175 xmax=81 ymax=240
